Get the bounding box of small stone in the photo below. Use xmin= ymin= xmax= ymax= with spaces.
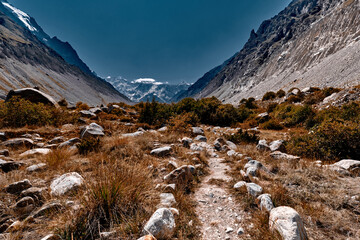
xmin=26 ymin=163 xmax=47 ymax=172
xmin=237 ymin=227 xmax=244 ymax=235
xmin=195 ymin=135 xmax=207 ymax=142
xmin=225 ymin=227 xmax=234 ymax=233
xmin=50 ymin=172 xmax=84 ymax=196
xmin=143 ymin=208 xmax=175 ymax=239
xmin=150 ymin=146 xmax=172 ymax=157
xmin=5 ymin=179 xmax=32 ymax=194
xmin=20 ymin=148 xmax=51 ymax=157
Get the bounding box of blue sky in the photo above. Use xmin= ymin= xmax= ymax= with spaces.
xmin=9 ymin=0 xmax=291 ymax=83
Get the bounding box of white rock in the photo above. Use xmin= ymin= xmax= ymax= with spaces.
xmin=80 ymin=123 xmax=104 ymax=139
xmin=269 ymin=140 xmax=286 ymax=152
xmin=50 ymin=172 xmax=84 ymax=196
xmin=143 ymin=208 xmax=175 ymax=239
xmin=233 ymin=181 xmax=247 ymax=189
xmin=159 ymin=193 xmax=176 ymax=208
xmin=122 ymin=131 xmax=144 ymax=137
xmin=257 ymin=194 xmax=274 ymax=212
xmin=191 ymin=127 xmax=204 ymax=135
xmin=269 ymin=206 xmax=308 ymax=240
xmin=331 ymin=159 xmax=360 ymax=170
xmin=26 ymin=163 xmax=47 ymax=172
xmin=226 ymin=140 xmax=237 ymax=150
xmin=256 ymin=140 xmax=270 ymax=151
xmin=194 ymin=135 xmax=207 ymax=142
xmin=158 ymin=126 xmax=168 ymax=132
xmin=246 ymin=183 xmax=263 ymax=197
xmin=270 ymin=151 xmax=300 ymax=161
xmin=20 ymin=148 xmax=51 ymax=157
xmin=150 ymin=146 xmax=172 ymax=157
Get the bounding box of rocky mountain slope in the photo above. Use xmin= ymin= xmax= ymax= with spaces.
xmin=0 ymin=0 xmax=92 ymax=74
xmin=187 ymin=0 xmax=360 ymax=104
xmin=107 ymin=76 xmax=191 ymax=103
xmin=0 ymin=5 xmax=130 ymax=106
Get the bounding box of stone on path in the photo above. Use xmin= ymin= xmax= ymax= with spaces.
xmin=143 ymin=208 xmax=175 ymax=239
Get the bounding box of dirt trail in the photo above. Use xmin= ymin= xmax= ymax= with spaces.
xmin=194 ymin=157 xmax=245 ymax=239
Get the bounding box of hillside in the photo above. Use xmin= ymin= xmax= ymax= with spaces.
xmin=185 ymin=0 xmax=360 ymax=103
xmin=0 ymin=9 xmax=130 ymax=106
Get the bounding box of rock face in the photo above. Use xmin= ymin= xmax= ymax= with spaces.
xmin=183 ymin=0 xmax=360 ymax=104
xmin=269 ymin=206 xmax=308 ymax=240
xmin=143 ymin=208 xmax=176 ymax=239
xmin=5 ymin=88 xmax=59 ymax=108
xmin=50 ymin=173 xmax=84 ymax=196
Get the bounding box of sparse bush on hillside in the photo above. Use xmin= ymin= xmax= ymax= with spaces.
xmin=287 ymin=120 xmax=360 ymax=160
xmin=240 ymin=97 xmax=258 ymax=109
xmin=76 ymin=101 xmax=90 ymax=110
xmin=0 ymin=97 xmax=77 ymax=128
xmin=276 ymin=89 xmax=286 ymax=98
xmin=273 ymin=104 xmax=314 ymax=127
xmin=77 ymin=137 xmax=101 ymax=155
xmin=260 ymin=119 xmax=284 ymax=130
xmin=225 ymin=129 xmax=259 ymax=144
xmin=266 ymin=103 xmax=278 ymax=113
xmin=262 ymin=91 xmax=276 ymax=101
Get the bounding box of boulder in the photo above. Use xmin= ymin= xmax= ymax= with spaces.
xmin=190 ymin=143 xmax=204 ymax=152
xmin=5 ymin=88 xmax=59 ymax=108
xmin=244 ymin=160 xmax=268 ymax=177
xmin=256 ymin=140 xmax=270 ymax=151
xmin=270 ymin=151 xmax=300 ymax=161
xmin=181 ymin=137 xmax=193 ymax=148
xmin=256 ymin=112 xmax=270 ymax=123
xmin=158 ymin=126 xmax=168 ymax=132
xmin=50 ymin=172 xmax=84 ymax=196
xmin=194 ymin=135 xmax=207 ymax=142
xmin=269 ymin=206 xmax=308 ymax=240
xmin=80 ymin=123 xmax=104 ymax=139
xmin=331 ymin=159 xmax=360 ymax=171
xmin=191 ymin=127 xmax=204 ymax=135
xmin=257 ymin=194 xmax=274 ymax=212
xmin=143 ymin=208 xmax=175 ymax=239
xmin=164 ymin=165 xmax=195 ymax=184
xmin=150 ymin=146 xmax=172 ymax=157
xmin=233 ymin=181 xmax=263 ymax=197
xmin=0 ymin=160 xmax=22 ymax=173
xmin=270 ymin=140 xmax=286 ymax=152
xmin=89 ymin=107 xmax=102 ymax=114
xmin=226 ymin=140 xmax=237 ymax=150
xmin=48 ymin=136 xmax=65 ymax=144
xmin=6 ymin=179 xmax=32 ymax=194
xmin=1 ymin=138 xmax=34 ymax=148
xmin=58 ymin=138 xmax=81 ymax=148
xmin=26 ymin=163 xmax=47 ymax=173
xmin=0 ymin=149 xmax=9 ymax=157
xmin=20 ymin=148 xmax=51 ymax=157
xmin=159 ymin=193 xmax=177 ymax=208
xmin=79 ymin=110 xmax=96 ymax=118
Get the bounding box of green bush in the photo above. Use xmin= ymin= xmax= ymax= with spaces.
xmin=260 ymin=119 xmax=284 ymax=130
xmin=273 ymin=104 xmax=314 ymax=127
xmin=0 ymin=97 xmax=77 ymax=128
xmin=240 ymin=97 xmax=258 ymax=109
xmin=262 ymin=91 xmax=276 ymax=101
xmin=287 ymin=120 xmax=360 ymax=160
xmin=266 ymin=103 xmax=278 ymax=113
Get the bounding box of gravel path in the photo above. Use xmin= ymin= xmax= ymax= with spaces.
xmin=194 ymin=157 xmax=245 ymax=239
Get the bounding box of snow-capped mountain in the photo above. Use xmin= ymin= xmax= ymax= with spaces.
xmin=106 ymin=76 xmax=191 ymax=103
xmin=0 ymin=0 xmax=92 ymax=74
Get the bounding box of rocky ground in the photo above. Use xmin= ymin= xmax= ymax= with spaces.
xmin=0 ymin=107 xmax=359 ymax=240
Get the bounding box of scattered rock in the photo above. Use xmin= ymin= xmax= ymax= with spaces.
xmin=269 ymin=206 xmax=308 ymax=240
xmin=20 ymin=187 xmax=44 ymax=202
xmin=233 ymin=181 xmax=247 ymax=190
xmin=89 ymin=107 xmax=102 ymax=114
xmin=79 ymin=110 xmax=96 ymax=118
xmin=257 ymin=194 xmax=274 ymax=212
xmin=143 ymin=208 xmax=175 ymax=239
xmin=58 ymin=138 xmax=81 ymax=148
xmin=164 ymin=165 xmax=195 ymax=184
xmin=190 ymin=143 xmax=204 ymax=152
xmin=0 ymin=150 xmax=9 ymax=157
xmin=26 ymin=163 xmax=47 ymax=173
xmin=195 ymin=135 xmax=207 ymax=142
xmin=48 ymin=136 xmax=65 ymax=144
xmin=256 ymin=112 xmax=270 ymax=122
xmin=80 ymin=123 xmax=105 ymax=139
xmin=225 ymin=227 xmax=234 ymax=233
xmin=181 ymin=137 xmax=193 ymax=148
xmin=5 ymin=179 xmax=32 ymax=194
xmin=159 ymin=193 xmax=177 ymax=208
xmin=331 ymin=159 xmax=360 ymax=171
xmin=50 ymin=172 xmax=84 ymax=196
xmin=0 ymin=160 xmax=22 ymax=173
xmin=237 ymin=227 xmax=244 ymax=235
xmin=234 ymin=181 xmax=263 ymax=197
xmin=158 ymin=126 xmax=168 ymax=132
xmin=20 ymin=148 xmax=51 ymax=157
xmin=150 ymin=146 xmax=172 ymax=157
xmin=31 ymin=201 xmax=62 ymax=218
xmin=191 ymin=127 xmax=204 ymax=135
xmin=1 ymin=138 xmax=34 ymax=148
xmin=256 ymin=140 xmax=270 ymax=151
xmin=244 ymin=160 xmax=267 ymax=177
xmin=226 ymin=140 xmax=237 ymax=150
xmin=269 ymin=140 xmax=286 ymax=152
xmin=270 ymin=151 xmax=300 ymax=161
xmin=12 ymin=196 xmax=34 ymax=209
xmin=122 ymin=131 xmax=144 ymax=137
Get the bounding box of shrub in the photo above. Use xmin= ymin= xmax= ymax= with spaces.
xmin=260 ymin=119 xmax=284 ymax=130
xmin=276 ymin=89 xmax=286 ymax=98
xmin=0 ymin=97 xmax=76 ymax=128
xmin=262 ymin=91 xmax=276 ymax=101
xmin=76 ymin=101 xmax=90 ymax=110
xmin=287 ymin=120 xmax=360 ymax=160
xmin=77 ymin=137 xmax=101 ymax=155
xmin=168 ymin=112 xmax=198 ymax=132
xmin=273 ymin=104 xmax=315 ymax=127
xmin=225 ymin=129 xmax=259 ymax=144
xmin=266 ymin=103 xmax=278 ymax=113
xmin=240 ymin=97 xmax=257 ymax=109
xmin=287 ymin=95 xmax=302 ymax=103
xmin=58 ymin=98 xmax=68 ymax=107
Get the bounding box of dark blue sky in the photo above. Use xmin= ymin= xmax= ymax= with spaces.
xmin=9 ymin=0 xmax=291 ymax=83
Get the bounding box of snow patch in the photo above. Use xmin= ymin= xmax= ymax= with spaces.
xmin=2 ymin=2 xmax=37 ymax=32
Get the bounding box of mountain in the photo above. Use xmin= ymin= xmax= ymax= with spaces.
xmin=107 ymin=76 xmax=191 ymax=103
xmin=185 ymin=0 xmax=360 ymax=104
xmin=0 ymin=0 xmax=92 ymax=74
xmin=0 ymin=3 xmax=130 ymax=106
